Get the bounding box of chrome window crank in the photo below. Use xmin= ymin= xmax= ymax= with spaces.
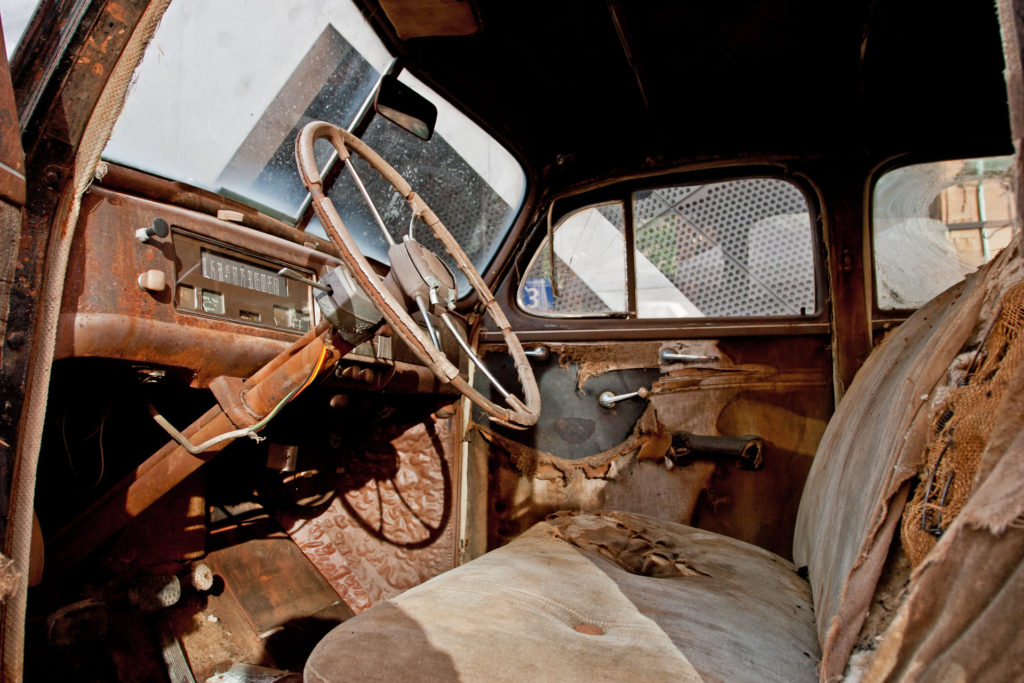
xmin=598 ymin=387 xmax=650 ymax=409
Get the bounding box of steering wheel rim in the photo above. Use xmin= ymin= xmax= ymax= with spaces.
xmin=296 ymin=120 xmax=540 ymax=428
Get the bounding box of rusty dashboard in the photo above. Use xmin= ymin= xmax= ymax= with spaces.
xmin=56 ymin=184 xmax=463 ymax=395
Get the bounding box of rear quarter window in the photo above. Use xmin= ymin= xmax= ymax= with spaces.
xmin=872 ymin=155 xmax=1016 ymax=310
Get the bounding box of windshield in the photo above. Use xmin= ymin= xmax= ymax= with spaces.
xmin=102 ymin=0 xmax=524 ymax=292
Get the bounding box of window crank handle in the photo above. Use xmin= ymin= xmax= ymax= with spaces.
xmin=598 ymin=386 xmax=650 ymax=409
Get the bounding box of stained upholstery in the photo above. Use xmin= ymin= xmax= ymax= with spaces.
xmin=306 ymin=240 xmax=1022 ymax=682
xmin=793 ymin=243 xmax=1020 ymax=678
xmin=305 ymin=511 xmax=818 ymax=682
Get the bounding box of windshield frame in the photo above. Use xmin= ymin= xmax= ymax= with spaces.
xmin=97 ymin=0 xmax=528 ymax=296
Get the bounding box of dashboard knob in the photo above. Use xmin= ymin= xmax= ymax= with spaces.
xmin=138 ymin=269 xmax=166 ymax=292
xmin=136 ymin=218 xmax=169 ymax=243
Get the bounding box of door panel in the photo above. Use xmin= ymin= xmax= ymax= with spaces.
xmin=474 ymin=344 xmax=662 ymax=457
xmin=474 ymin=335 xmax=832 ymax=560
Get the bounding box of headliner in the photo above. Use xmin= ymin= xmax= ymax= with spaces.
xmin=355 ymin=0 xmax=1010 ymax=190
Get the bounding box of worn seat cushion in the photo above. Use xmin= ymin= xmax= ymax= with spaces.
xmin=304 ymin=510 xmax=819 ymax=682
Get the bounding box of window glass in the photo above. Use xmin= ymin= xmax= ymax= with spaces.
xmin=517 ymin=203 xmax=627 ymax=316
xmin=517 ymin=178 xmax=817 ymax=319
xmin=104 ymin=0 xmax=391 ymax=222
xmin=316 ymin=73 xmax=524 ymax=295
xmin=634 ymin=178 xmax=817 ymax=318
xmin=873 ymin=155 xmax=1016 ymax=310
xmin=104 ymin=1 xmax=524 ymax=297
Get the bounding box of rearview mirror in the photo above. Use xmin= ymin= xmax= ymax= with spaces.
xmin=374 ymin=75 xmax=437 ymax=141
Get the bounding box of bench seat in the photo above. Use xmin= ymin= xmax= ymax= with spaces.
xmin=305 ymin=237 xmax=1023 ymax=681
xmin=305 ymin=510 xmax=818 ymax=682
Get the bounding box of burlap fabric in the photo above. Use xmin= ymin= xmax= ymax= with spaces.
xmin=903 ymin=283 xmax=1024 ymax=566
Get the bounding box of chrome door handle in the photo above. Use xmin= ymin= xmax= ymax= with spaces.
xmin=660 ymin=349 xmax=719 ymax=364
xmin=523 ymin=345 xmax=550 ymax=362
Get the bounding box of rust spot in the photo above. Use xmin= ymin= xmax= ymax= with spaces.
xmin=574 ymin=623 xmax=604 ymax=636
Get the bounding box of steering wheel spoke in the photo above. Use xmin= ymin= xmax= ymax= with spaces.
xmin=296 ymin=121 xmax=540 ymax=427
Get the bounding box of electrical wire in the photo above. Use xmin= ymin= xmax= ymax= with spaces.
xmin=249 ymin=344 xmax=328 ymax=432
xmin=152 ymin=344 xmax=331 ymax=454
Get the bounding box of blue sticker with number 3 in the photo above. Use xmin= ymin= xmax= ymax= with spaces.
xmin=522 ymin=278 xmax=554 ymax=311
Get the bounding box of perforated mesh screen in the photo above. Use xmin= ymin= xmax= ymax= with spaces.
xmin=519 ymin=178 xmax=816 ymax=318
xmin=634 ymin=178 xmax=816 ymax=317
xmin=519 ymin=203 xmax=627 ymax=315
xmin=321 ymin=116 xmax=518 ymax=295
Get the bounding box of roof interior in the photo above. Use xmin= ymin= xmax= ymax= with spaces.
xmin=357 ymin=0 xmax=1010 ymax=189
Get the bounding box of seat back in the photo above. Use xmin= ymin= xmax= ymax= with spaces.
xmin=792 ymin=241 xmax=1020 ymax=680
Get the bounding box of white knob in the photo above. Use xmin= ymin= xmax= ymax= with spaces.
xmin=138 ymin=269 xmax=166 ymax=291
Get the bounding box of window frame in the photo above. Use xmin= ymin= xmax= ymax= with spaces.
xmin=96 ymin=0 xmax=529 ymax=299
xmin=506 ymin=166 xmax=828 ymax=336
xmin=515 ymin=200 xmax=631 ymax=319
xmin=868 ymin=147 xmax=1015 ymax=331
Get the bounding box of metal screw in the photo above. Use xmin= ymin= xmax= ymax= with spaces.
xmin=5 ymin=332 xmax=24 ymax=350
xmin=43 ymin=167 xmax=62 ymax=188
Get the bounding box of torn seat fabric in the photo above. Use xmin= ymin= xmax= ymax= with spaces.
xmin=304 ymin=237 xmax=1022 ymax=683
xmin=304 ymin=510 xmax=819 ymax=682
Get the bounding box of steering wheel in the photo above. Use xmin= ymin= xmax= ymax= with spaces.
xmin=295 ymin=121 xmax=540 ymax=428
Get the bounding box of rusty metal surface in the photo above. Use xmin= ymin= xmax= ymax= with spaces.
xmin=100 ymin=164 xmax=339 ymax=256
xmin=816 ymin=164 xmax=873 ymax=397
xmin=209 ymin=375 xmax=256 ymax=428
xmin=207 ymin=537 xmax=353 ymax=637
xmin=47 ymin=332 xmax=345 ymax=574
xmin=0 ymin=18 xmax=25 ymax=207
xmin=0 ymin=0 xmax=151 ymax=550
xmin=278 ymin=418 xmax=458 ymax=614
xmin=18 ymin=1 xmax=147 ymax=153
xmin=55 ymin=187 xmax=344 ymax=385
xmin=475 ymin=405 xmax=716 ymax=550
xmin=478 ymin=337 xmax=832 ymax=559
xmin=476 ymin=345 xmax=661 ymax=458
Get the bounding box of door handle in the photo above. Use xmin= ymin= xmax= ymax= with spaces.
xmin=660 ymin=349 xmax=719 ymax=364
xmin=524 ymin=345 xmax=550 ymax=362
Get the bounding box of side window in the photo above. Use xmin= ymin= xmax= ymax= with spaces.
xmin=872 ymin=155 xmax=1016 ymax=310
xmin=518 ymin=203 xmax=627 ymax=316
xmin=633 ymin=178 xmax=815 ymax=318
xmin=517 ymin=177 xmax=818 ymax=319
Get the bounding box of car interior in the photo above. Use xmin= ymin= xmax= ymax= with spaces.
xmin=0 ymin=0 xmax=1022 ymax=681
